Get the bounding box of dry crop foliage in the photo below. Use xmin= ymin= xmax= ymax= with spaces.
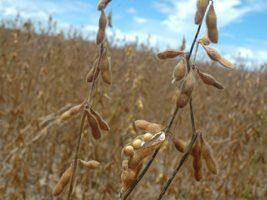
xmin=53 ymin=0 xmax=114 ymax=199
xmin=120 ymin=0 xmax=239 ymax=199
xmin=0 ymin=0 xmax=266 ymax=200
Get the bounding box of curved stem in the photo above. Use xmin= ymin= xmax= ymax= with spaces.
xmin=67 ymin=44 xmax=104 ymax=200
xmin=67 ymin=112 xmax=86 ymax=200
xmin=122 ymin=16 xmax=204 ymax=200
xmin=157 ymin=133 xmax=198 ymax=200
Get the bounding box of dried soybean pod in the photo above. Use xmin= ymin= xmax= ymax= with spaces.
xmin=199 ymin=34 xmax=211 ymax=46
xmin=139 ymin=132 xmax=165 ymax=158
xmin=172 ymin=137 xmax=187 ymax=153
xmin=181 ymin=69 xmax=195 ymax=96
xmin=96 ymin=10 xmax=107 ymax=45
xmin=195 ymin=0 xmax=209 ymax=24
xmin=121 ymin=167 xmax=136 ymax=193
xmin=86 ymin=109 xmax=101 ymax=139
xmin=99 ymin=10 xmax=107 ymax=29
xmin=206 ymin=3 xmax=218 ymax=43
xmin=97 ymin=0 xmax=111 ymax=11
xmin=176 ymin=90 xmax=190 ymax=108
xmin=86 ymin=64 xmax=100 ymax=83
xmin=200 ymin=135 xmax=218 ymax=174
xmin=157 ymin=49 xmax=184 ymax=60
xmin=192 ymin=133 xmax=203 ymax=181
xmin=218 ymin=57 xmax=235 ymax=69
xmin=193 ymin=156 xmax=202 ymax=181
xmin=134 ymin=120 xmax=163 ymax=134
xmin=100 ymin=51 xmax=112 ymax=84
xmin=128 ymin=152 xmax=143 ymax=169
xmin=90 ymin=108 xmax=110 ymax=131
xmin=59 ymin=103 xmax=83 ymax=122
xmin=79 ymin=160 xmax=100 ymax=169
xmin=53 ymin=165 xmax=73 ymax=196
xmin=202 ymin=45 xmax=235 ymax=69
xmin=197 ymin=69 xmax=224 ymax=90
xmin=96 ymin=28 xmax=105 ymax=45
xmin=172 ymin=56 xmax=187 ymax=83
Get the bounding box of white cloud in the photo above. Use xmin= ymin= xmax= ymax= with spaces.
xmin=133 ymin=16 xmax=148 ymax=24
xmin=154 ymin=0 xmax=265 ymax=34
xmin=127 ymin=8 xmax=136 ymax=14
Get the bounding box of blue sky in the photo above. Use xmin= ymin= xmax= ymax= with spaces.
xmin=0 ymin=0 xmax=267 ymax=66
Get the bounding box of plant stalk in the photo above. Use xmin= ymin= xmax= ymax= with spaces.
xmin=67 ymin=44 xmax=104 ymax=200
xmin=156 ymin=1 xmax=211 ymax=198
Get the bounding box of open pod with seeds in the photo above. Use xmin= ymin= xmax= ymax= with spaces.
xmin=121 ymin=131 xmax=166 ymax=192
xmin=85 ymin=106 xmax=110 ymax=140
xmin=201 ymin=44 xmax=235 ymax=69
xmin=53 ymin=165 xmax=74 ymax=196
xmin=171 ymin=132 xmax=218 ymax=181
xmin=157 ymin=49 xmax=184 ymax=60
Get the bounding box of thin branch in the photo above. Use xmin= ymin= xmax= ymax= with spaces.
xmin=67 ymin=44 xmax=104 ymax=200
xmin=122 ymin=12 xmax=204 ymax=200
xmin=156 ymin=1 xmax=212 ymax=198
xmin=157 ymin=133 xmax=198 ymax=200
xmin=67 ymin=111 xmax=86 ymax=200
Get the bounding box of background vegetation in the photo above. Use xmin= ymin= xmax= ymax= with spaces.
xmin=0 ymin=19 xmax=266 ymax=199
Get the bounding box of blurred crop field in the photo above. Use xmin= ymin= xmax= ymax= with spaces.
xmin=0 ymin=20 xmax=266 ymax=200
